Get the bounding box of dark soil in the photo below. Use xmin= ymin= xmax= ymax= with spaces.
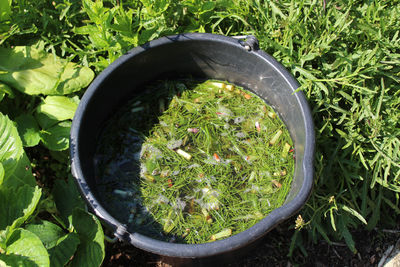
xmin=102 ymin=218 xmax=400 ymax=267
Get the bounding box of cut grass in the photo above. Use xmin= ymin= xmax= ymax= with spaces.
xmin=94 ymin=80 xmax=294 ymax=244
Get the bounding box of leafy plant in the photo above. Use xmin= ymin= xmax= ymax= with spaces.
xmin=0 ymin=111 xmax=104 ymax=266
xmin=0 ymin=0 xmax=399 ymax=264
xmin=0 ymin=44 xmax=92 ymax=151
xmin=0 ymin=37 xmax=104 ymax=265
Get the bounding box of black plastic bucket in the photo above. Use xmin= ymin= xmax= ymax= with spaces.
xmin=70 ymin=33 xmax=314 ymax=264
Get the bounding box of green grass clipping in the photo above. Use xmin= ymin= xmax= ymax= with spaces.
xmin=95 ymin=80 xmax=295 ymax=244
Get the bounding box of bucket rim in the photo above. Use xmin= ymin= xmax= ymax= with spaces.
xmin=70 ymin=32 xmax=315 ymax=258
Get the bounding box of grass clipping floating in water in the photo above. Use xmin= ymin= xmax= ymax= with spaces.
xmin=96 ymin=80 xmax=294 ymax=244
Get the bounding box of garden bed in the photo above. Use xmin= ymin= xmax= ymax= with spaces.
xmin=0 ymin=0 xmax=399 ymax=266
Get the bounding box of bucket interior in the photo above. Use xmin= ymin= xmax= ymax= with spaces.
xmin=71 ymin=34 xmax=313 ymax=258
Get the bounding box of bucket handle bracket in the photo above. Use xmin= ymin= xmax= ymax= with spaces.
xmin=231 ymin=35 xmax=259 ymax=51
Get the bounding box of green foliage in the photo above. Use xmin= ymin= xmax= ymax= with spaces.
xmin=0 ymin=163 xmax=4 ymax=185
xmin=0 ymin=184 xmax=41 ymax=232
xmin=2 ymin=153 xmax=36 ymax=188
xmin=0 ymin=83 xmax=13 ymax=102
xmin=0 ymin=45 xmax=94 ymax=95
xmin=70 ymin=208 xmax=105 ymax=267
xmin=0 ymin=113 xmax=23 ymax=176
xmin=0 ymin=0 xmax=398 ymax=262
xmin=0 ymin=0 xmax=11 ymax=22
xmin=0 ymin=43 xmax=92 ymax=151
xmin=0 ymin=106 xmax=104 ymax=266
xmin=48 ymin=232 xmax=80 ymax=267
xmin=0 ymin=228 xmax=50 ymax=267
xmin=15 ymin=114 xmax=41 ymax=147
xmin=36 ymin=96 xmax=79 ymax=121
xmin=26 ymin=220 xmax=81 ymax=267
xmin=255 ymin=0 xmax=400 ymax=255
xmin=40 ymin=121 xmax=72 ymax=151
xmin=25 ymin=221 xmax=66 ymax=250
xmin=52 ymin=176 xmax=85 ymax=228
xmin=0 ymin=15 xmax=102 ymax=264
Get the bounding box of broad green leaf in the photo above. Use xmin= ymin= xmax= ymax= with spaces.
xmin=0 ymin=112 xmax=24 ymax=177
xmin=71 ymin=209 xmax=105 ymax=267
xmin=35 ymin=112 xmax=59 ymax=130
xmin=0 ymin=253 xmax=38 ymax=267
xmin=15 ymin=114 xmax=40 ymax=147
xmin=2 ymin=152 xmax=36 ymax=188
xmin=88 ymin=31 xmax=110 ymax=49
xmin=0 ymin=0 xmax=11 ymax=21
xmin=40 ymin=121 xmax=71 ymax=151
xmin=52 ymin=176 xmax=85 ymax=228
xmin=36 ymin=96 xmax=79 ymax=121
xmin=48 ymin=232 xmax=80 ymax=267
xmin=110 ymin=8 xmax=134 ymax=34
xmin=201 ymin=1 xmax=215 ymax=12
xmin=25 ymin=221 xmax=64 ymax=249
xmin=73 ymin=25 xmax=98 ymax=35
xmin=2 ymin=228 xmax=49 ymax=267
xmin=0 ymin=185 xmax=41 ymax=231
xmin=0 ymin=83 xmax=13 ymax=102
xmin=0 ymin=46 xmax=94 ymax=95
xmin=36 ymin=196 xmax=58 ymax=215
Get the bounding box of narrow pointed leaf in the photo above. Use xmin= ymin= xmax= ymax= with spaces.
xmin=339 ymin=204 xmax=367 ymax=225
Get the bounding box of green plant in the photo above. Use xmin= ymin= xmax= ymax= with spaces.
xmin=0 ymin=112 xmax=105 ymax=266
xmin=0 ymin=0 xmax=399 ymax=264
xmin=0 ymin=42 xmax=104 ymax=265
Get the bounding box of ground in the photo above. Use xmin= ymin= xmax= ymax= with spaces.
xmin=102 ymin=218 xmax=400 ymax=267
